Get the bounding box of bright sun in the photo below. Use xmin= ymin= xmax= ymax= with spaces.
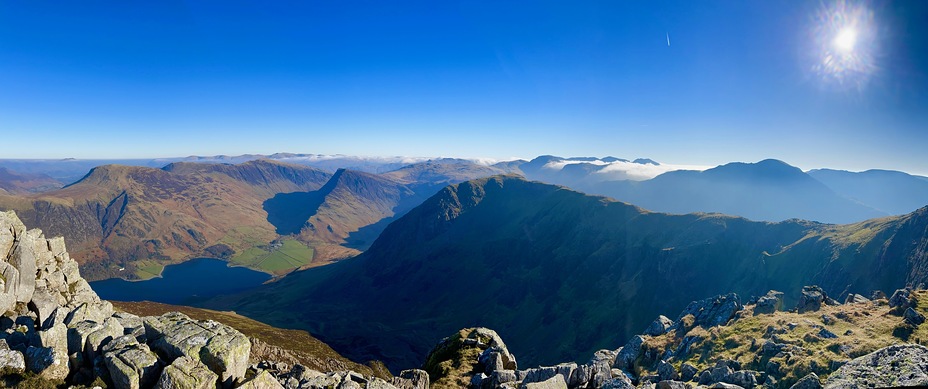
xmin=834 ymin=27 xmax=858 ymax=53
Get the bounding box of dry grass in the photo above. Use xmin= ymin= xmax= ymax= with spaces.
xmin=636 ymin=296 xmax=917 ymax=387
xmin=111 ymin=301 xmax=390 ymax=380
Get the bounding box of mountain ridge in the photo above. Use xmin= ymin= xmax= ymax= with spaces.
xmin=209 ymin=175 xmax=928 ymax=371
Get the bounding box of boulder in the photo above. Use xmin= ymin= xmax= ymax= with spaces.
xmin=679 ymin=363 xmax=698 ymax=382
xmin=613 ymin=336 xmax=644 ymax=371
xmin=790 ymin=373 xmax=821 ymax=389
xmin=144 ymin=312 xmax=250 ymax=388
xmin=522 ymin=366 xmax=558 ymax=384
xmin=674 ymin=293 xmax=743 ymax=329
xmin=796 ymin=286 xmax=829 ymax=313
xmin=522 ymin=374 xmax=568 ymax=389
xmin=0 ymin=340 xmax=25 ymax=373
xmin=25 ymin=345 xmax=69 ymax=381
xmin=68 ymin=320 xmax=104 ymax=356
xmin=236 ymin=369 xmax=284 ymax=389
xmin=86 ymin=316 xmax=124 ymax=361
xmin=905 ymin=307 xmax=926 ymax=326
xmin=601 ymin=377 xmax=635 ymax=389
xmin=391 ymin=368 xmax=429 ymax=389
xmin=889 ymin=288 xmax=913 ymax=311
xmin=656 ymin=360 xmax=678 ymax=381
xmin=844 ymin=294 xmax=870 ymax=304
xmin=726 ymin=370 xmax=756 ymax=388
xmin=824 ymin=344 xmax=928 ymax=388
xmin=645 ymin=316 xmax=674 ymax=336
xmin=753 ymin=291 xmax=784 ymax=315
xmin=656 ymin=381 xmax=690 ymax=389
xmin=155 ymin=355 xmax=217 ymax=389
xmin=708 ymin=383 xmax=743 ymax=389
xmin=104 ymin=335 xmax=163 ymax=389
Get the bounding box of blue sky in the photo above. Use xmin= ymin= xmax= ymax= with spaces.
xmin=1 ymin=1 xmax=926 ymax=173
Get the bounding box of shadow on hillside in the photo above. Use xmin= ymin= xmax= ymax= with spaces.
xmin=263 ymin=191 xmax=327 ymax=235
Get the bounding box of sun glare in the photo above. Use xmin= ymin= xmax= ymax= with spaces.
xmin=811 ymin=1 xmax=876 ymax=88
xmin=834 ymin=27 xmax=858 ymax=53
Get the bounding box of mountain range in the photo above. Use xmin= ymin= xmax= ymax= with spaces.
xmin=519 ymin=156 xmax=928 ymax=224
xmin=208 ymin=175 xmax=928 ymax=371
xmin=0 ymin=159 xmax=505 ymax=281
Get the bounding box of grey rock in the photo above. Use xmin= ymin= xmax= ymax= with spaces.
xmin=68 ymin=320 xmax=104 ymax=356
xmin=824 ymin=344 xmax=928 ymax=388
xmin=338 ymin=379 xmax=362 ymax=389
xmin=86 ymin=316 xmax=124 ymax=361
xmin=145 ymin=312 xmax=249 ymax=388
xmin=726 ymin=370 xmax=756 ymax=389
xmin=602 ymin=377 xmax=635 ymax=389
xmin=656 ymin=381 xmax=690 ymax=389
xmin=844 ymin=294 xmax=870 ymax=304
xmin=466 ymin=328 xmax=517 ymax=371
xmin=657 ymin=360 xmax=678 ymax=381
xmin=522 ymin=374 xmax=568 ymax=389
xmin=796 ymin=286 xmax=829 ymax=313
xmin=470 ymin=372 xmax=487 ymax=388
xmin=710 ymin=363 xmax=733 ymax=384
xmin=37 ymin=321 xmax=68 ymax=358
xmin=391 ymin=369 xmax=429 ymax=389
xmin=367 ymin=377 xmax=399 ymax=389
xmin=889 ymin=288 xmax=913 ymax=310
xmin=0 ymin=340 xmax=25 ymax=373
xmin=679 ymin=363 xmax=698 ymax=382
xmin=817 ymin=328 xmax=837 ymax=339
xmin=25 ymin=345 xmax=69 ymax=381
xmin=645 ymin=316 xmax=674 ymax=336
xmin=237 ymin=369 xmax=285 ymax=389
xmin=591 ymin=349 xmax=618 ymax=367
xmin=709 ymin=383 xmax=744 ymax=389
xmin=674 ymin=293 xmax=743 ymax=330
xmin=523 ymin=366 xmax=558 ymax=384
xmin=155 ymin=355 xmax=217 ymax=389
xmin=104 ymin=335 xmax=162 ymax=389
xmin=753 ymin=291 xmax=784 ymax=315
xmin=789 ymin=373 xmax=821 ymax=389
xmin=29 ymin=287 xmax=59 ymax=329
xmin=905 ymin=307 xmax=926 ymax=325
xmin=65 ymin=300 xmax=115 ymax=328
xmin=614 ymin=336 xmax=644 ymax=371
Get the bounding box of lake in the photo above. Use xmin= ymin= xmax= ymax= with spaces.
xmin=90 ymin=258 xmax=272 ymax=305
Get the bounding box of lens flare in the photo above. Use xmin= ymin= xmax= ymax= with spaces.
xmin=810 ymin=0 xmax=877 ymax=89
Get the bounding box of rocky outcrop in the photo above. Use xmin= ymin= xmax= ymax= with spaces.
xmin=0 ymin=211 xmax=258 ymax=389
xmin=644 ymin=316 xmax=674 ymax=336
xmin=823 ymin=344 xmax=928 ymax=388
xmin=673 ymin=293 xmax=743 ymax=329
xmin=753 ymin=290 xmax=784 ymax=315
xmin=796 ymin=286 xmax=838 ymax=313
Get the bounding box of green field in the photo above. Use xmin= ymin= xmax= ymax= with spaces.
xmin=133 ymin=260 xmax=164 ymax=280
xmin=230 ymin=239 xmax=314 ymax=274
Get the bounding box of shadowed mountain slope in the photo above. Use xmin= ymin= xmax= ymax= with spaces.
xmin=211 ymin=175 xmax=928 ymax=371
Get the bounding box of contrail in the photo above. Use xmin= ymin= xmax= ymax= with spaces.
xmin=666 ymin=33 xmax=671 ymax=47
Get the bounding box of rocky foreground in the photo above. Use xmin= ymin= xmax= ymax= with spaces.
xmin=424 ymin=287 xmax=928 ymax=389
xmin=2 ymin=208 xmax=927 ymax=389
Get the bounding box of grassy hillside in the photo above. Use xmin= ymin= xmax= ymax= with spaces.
xmin=0 ymin=160 xmax=332 ymax=280
xmin=210 ymin=175 xmax=928 ymax=372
